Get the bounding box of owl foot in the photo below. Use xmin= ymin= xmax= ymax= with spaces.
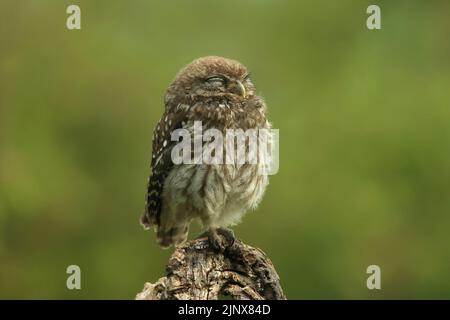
xmin=207 ymin=227 xmax=235 ymax=253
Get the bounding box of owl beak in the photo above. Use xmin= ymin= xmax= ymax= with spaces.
xmin=230 ymin=80 xmax=247 ymax=98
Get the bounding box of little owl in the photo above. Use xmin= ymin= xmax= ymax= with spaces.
xmin=141 ymin=56 xmax=271 ymax=250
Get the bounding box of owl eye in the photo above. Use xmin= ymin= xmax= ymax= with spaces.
xmin=205 ymin=76 xmax=226 ymax=86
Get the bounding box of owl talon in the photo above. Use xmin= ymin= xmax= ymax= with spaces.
xmin=208 ymin=228 xmax=235 ymax=252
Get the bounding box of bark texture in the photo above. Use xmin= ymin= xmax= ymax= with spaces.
xmin=136 ymin=235 xmax=285 ymax=300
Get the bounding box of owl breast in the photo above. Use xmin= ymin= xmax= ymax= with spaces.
xmin=162 ymin=160 xmax=269 ymax=229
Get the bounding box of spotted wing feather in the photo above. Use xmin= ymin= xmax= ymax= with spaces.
xmin=141 ymin=110 xmax=184 ymax=229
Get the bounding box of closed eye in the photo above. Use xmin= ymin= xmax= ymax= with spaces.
xmin=205 ymin=76 xmax=226 ymax=86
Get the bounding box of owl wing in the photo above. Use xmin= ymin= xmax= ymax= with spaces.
xmin=141 ymin=109 xmax=185 ymax=229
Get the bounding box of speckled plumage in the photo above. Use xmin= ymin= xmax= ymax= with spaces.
xmin=141 ymin=56 xmax=270 ymax=248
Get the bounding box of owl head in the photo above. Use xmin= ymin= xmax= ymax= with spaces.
xmin=165 ymin=56 xmax=256 ymax=105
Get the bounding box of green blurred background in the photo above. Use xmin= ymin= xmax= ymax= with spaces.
xmin=1 ymin=0 xmax=449 ymax=299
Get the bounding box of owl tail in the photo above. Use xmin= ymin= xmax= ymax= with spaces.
xmin=140 ymin=210 xmax=156 ymax=230
xmin=156 ymin=223 xmax=189 ymax=249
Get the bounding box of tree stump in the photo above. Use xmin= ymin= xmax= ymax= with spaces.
xmin=136 ymin=235 xmax=286 ymax=300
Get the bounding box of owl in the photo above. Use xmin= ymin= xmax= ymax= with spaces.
xmin=141 ymin=56 xmax=270 ymax=250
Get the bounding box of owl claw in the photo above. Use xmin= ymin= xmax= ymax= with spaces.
xmin=207 ymin=228 xmax=235 ymax=253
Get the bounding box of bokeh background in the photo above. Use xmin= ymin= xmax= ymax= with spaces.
xmin=1 ymin=0 xmax=449 ymax=299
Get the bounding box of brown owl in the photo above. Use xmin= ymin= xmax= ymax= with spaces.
xmin=141 ymin=56 xmax=270 ymax=250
